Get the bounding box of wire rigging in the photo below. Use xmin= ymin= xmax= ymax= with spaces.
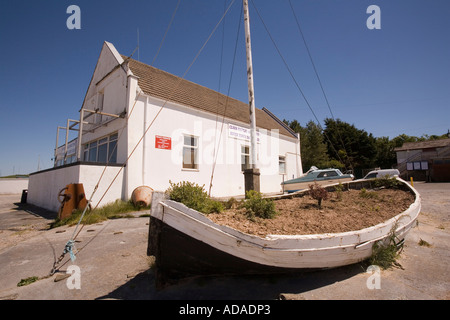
xmin=209 ymin=2 xmax=244 ymax=196
xmin=151 ymin=0 xmax=181 ymax=66
xmin=288 ymin=0 xmax=350 ymax=169
xmin=248 ymin=0 xmax=345 ymax=167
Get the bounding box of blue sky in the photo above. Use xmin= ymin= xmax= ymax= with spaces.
xmin=0 ymin=0 xmax=449 ymax=175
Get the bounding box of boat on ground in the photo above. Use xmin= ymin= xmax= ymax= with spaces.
xmin=281 ymin=166 xmax=354 ymax=193
xmin=147 ymin=178 xmax=420 ymax=287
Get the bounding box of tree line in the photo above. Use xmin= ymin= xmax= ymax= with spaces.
xmin=283 ymin=118 xmax=449 ymax=178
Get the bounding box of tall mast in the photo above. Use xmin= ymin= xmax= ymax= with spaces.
xmin=243 ymin=0 xmax=257 ymax=170
xmin=243 ymin=0 xmax=260 ymax=192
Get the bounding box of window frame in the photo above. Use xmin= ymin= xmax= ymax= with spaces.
xmin=241 ymin=145 xmax=250 ymax=172
xmin=182 ymin=134 xmax=199 ymax=170
xmin=83 ymin=132 xmax=118 ymax=164
xmin=279 ymin=156 xmax=286 ymax=174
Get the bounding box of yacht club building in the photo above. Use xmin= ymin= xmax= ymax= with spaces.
xmin=28 ymin=42 xmax=302 ymax=212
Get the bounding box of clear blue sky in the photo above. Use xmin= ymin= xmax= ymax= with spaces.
xmin=0 ymin=0 xmax=449 ymax=175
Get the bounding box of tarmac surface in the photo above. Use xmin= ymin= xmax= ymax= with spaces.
xmin=0 ymin=182 xmax=448 ymax=300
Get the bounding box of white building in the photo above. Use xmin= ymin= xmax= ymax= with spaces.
xmin=28 ymin=42 xmax=302 ymax=212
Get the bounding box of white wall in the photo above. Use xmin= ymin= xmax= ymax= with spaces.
xmin=0 ymin=179 xmax=29 ymax=195
xmin=28 ymin=165 xmax=80 ymax=212
xmin=124 ymin=93 xmax=302 ymax=198
xmin=27 ymin=164 xmax=124 ymax=213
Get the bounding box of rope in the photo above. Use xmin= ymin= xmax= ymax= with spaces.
xmin=151 ymin=0 xmax=181 ymax=66
xmin=288 ymin=0 xmax=350 ymax=169
xmin=49 ymin=0 xmax=237 ymax=276
xmin=209 ymin=2 xmax=243 ymax=196
xmin=249 ymin=0 xmax=346 ymax=168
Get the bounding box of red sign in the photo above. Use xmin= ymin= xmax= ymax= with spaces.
xmin=155 ymin=135 xmax=171 ymax=150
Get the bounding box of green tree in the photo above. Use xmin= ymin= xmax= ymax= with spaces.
xmin=323 ymin=118 xmax=377 ymax=174
xmin=375 ymin=136 xmax=397 ymax=169
xmin=285 ymin=120 xmax=332 ymax=171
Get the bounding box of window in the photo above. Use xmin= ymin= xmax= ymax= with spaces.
xmin=183 ymin=135 xmax=198 ymax=169
xmin=83 ymin=133 xmax=118 ymax=164
xmin=108 ymin=133 xmax=118 ymax=163
xmin=83 ymin=144 xmax=89 ymax=161
xmin=241 ymin=145 xmax=250 ymax=171
xmin=88 ymin=141 xmax=98 ymax=162
xmin=279 ymin=156 xmax=286 ymax=174
xmin=317 ymin=170 xmax=338 ymax=178
xmin=97 ymin=138 xmax=108 ymax=163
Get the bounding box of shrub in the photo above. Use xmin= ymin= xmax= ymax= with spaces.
xmin=359 ymin=188 xmax=378 ymax=199
xmin=334 ymin=182 xmax=344 ymax=201
xmin=372 ymin=176 xmax=400 ymax=189
xmin=243 ymin=190 xmax=277 ymax=220
xmin=165 ymin=180 xmax=223 ymax=214
xmin=309 ymin=182 xmax=329 ymax=209
xmin=368 ymin=224 xmax=404 ymax=270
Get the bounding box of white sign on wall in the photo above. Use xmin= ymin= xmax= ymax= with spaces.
xmin=228 ymin=123 xmax=260 ymax=143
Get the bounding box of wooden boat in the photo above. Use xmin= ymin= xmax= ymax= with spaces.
xmin=147 ymin=178 xmax=420 ymax=287
xmin=282 ymin=167 xmax=355 ymax=193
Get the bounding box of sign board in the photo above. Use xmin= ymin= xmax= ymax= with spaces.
xmin=155 ymin=135 xmax=171 ymax=150
xmin=228 ymin=123 xmax=260 ymax=143
xmin=408 ymin=161 xmax=429 ymax=171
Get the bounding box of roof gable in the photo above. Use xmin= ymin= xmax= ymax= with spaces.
xmin=81 ymin=42 xmax=125 ymax=110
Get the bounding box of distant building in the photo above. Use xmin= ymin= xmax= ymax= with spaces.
xmin=28 ymin=42 xmax=302 ymax=212
xmin=395 ymin=138 xmax=450 ymax=182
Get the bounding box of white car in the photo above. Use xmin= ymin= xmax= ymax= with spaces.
xmin=362 ymin=169 xmax=400 ymax=180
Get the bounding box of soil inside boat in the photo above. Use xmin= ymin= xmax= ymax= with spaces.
xmin=208 ymin=188 xmax=415 ymax=237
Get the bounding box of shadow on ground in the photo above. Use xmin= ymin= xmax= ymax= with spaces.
xmin=13 ymin=202 xmax=56 ymax=221
xmin=96 ymin=262 xmax=366 ymax=300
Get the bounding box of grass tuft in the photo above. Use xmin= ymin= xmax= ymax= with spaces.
xmin=17 ymin=276 xmax=39 ymax=287
xmin=51 ymin=200 xmax=148 ymax=228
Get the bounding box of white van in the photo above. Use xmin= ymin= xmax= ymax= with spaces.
xmin=363 ymin=169 xmax=400 ymax=180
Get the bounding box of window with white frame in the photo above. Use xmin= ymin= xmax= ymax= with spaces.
xmin=241 ymin=145 xmax=250 ymax=171
xmin=182 ymin=135 xmax=198 ymax=169
xmin=279 ymin=156 xmax=286 ymax=174
xmin=83 ymin=132 xmax=118 ymax=164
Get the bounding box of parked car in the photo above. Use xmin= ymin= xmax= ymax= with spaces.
xmin=281 ymin=167 xmax=354 ymax=193
xmin=362 ymin=169 xmax=400 ymax=180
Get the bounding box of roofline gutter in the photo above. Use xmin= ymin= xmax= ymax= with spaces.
xmin=261 ymin=107 xmax=298 ymax=139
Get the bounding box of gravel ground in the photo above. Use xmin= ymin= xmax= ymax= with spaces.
xmin=0 ymin=181 xmax=448 ymax=300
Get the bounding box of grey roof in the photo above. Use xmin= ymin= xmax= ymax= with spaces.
xmin=124 ymin=56 xmax=296 ymax=138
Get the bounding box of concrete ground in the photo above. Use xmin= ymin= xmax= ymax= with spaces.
xmin=0 ymin=182 xmax=448 ymax=300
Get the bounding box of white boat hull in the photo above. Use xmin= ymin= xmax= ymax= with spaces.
xmin=148 ymin=178 xmax=420 ymax=283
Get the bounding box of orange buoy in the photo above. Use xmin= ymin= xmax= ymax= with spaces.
xmin=131 ymin=186 xmax=154 ymax=207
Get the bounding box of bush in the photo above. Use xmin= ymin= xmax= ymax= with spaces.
xmin=372 ymin=176 xmax=400 ymax=189
xmin=359 ymin=188 xmax=378 ymax=199
xmin=165 ymin=180 xmax=223 ymax=214
xmin=309 ymin=182 xmax=329 ymax=209
xmin=243 ymin=190 xmax=277 ymax=220
xmin=334 ymin=182 xmax=344 ymax=201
